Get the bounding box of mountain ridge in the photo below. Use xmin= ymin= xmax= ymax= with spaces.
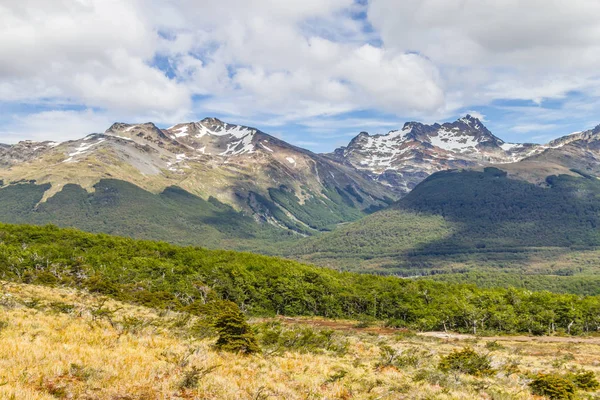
xmin=328 ymin=115 xmax=600 ymax=192
xmin=0 ymin=118 xmax=394 ymax=235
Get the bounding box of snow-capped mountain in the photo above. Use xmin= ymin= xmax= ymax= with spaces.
xmin=0 ymin=118 xmax=393 ymax=233
xmin=329 ymin=115 xmax=540 ymax=192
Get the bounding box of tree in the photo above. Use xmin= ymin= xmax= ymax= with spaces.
xmin=214 ymin=303 xmax=260 ymax=355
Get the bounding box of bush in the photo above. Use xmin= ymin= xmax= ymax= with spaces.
xmin=568 ymin=369 xmax=599 ymax=391
xmin=376 ymin=345 xmax=432 ymax=369
xmin=438 ymin=347 xmax=493 ymax=376
xmin=257 ymin=322 xmax=348 ymax=356
xmin=485 ymin=340 xmax=505 ymax=351
xmin=214 ymin=304 xmax=260 ymax=355
xmin=529 ymin=373 xmax=577 ymax=400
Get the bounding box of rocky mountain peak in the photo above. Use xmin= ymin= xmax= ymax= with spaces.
xmin=328 ymin=115 xmax=535 ymax=194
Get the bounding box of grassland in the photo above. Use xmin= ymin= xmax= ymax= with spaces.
xmin=2 ymin=281 xmax=600 ymax=399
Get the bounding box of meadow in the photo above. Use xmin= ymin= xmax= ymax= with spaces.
xmin=1 ymin=281 xmax=600 ymax=399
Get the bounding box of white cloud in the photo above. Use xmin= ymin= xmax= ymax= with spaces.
xmin=0 ymin=0 xmax=190 ymax=113
xmin=0 ymin=0 xmax=445 ymax=134
xmin=510 ymin=123 xmax=560 ymax=134
xmin=0 ymin=109 xmax=113 ymax=143
xmin=367 ymin=0 xmax=600 ymax=105
xmin=2 ymin=0 xmax=600 ymax=145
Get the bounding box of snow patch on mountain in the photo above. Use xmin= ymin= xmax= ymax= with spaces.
xmin=260 ymin=141 xmax=274 ymax=152
xmin=500 ymin=143 xmax=522 ymax=151
xmin=428 ymin=128 xmax=480 ymax=152
xmin=219 ymin=132 xmax=255 ymax=156
xmin=173 ymin=126 xmax=189 ymax=137
xmin=63 ymin=138 xmax=106 ymax=163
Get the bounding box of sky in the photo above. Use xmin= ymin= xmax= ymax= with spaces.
xmin=1 ymin=0 xmax=600 ymax=153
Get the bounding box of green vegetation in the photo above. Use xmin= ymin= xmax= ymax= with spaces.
xmin=0 ymin=179 xmax=296 ymax=250
xmin=213 ymin=304 xmax=261 ymax=354
xmin=285 ymin=169 xmax=600 ymax=295
xmin=438 ymin=347 xmax=493 ymax=377
xmin=529 ymin=373 xmax=577 ymax=399
xmin=3 ymin=223 xmax=600 ymax=335
xmin=267 ymin=182 xmax=370 ymax=231
xmin=428 ymin=271 xmax=600 ymax=296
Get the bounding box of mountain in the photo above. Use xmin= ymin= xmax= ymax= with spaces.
xmin=0 ymin=118 xmax=394 ymax=243
xmin=328 ymin=115 xmax=539 ymax=193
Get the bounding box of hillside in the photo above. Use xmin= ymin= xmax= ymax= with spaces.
xmin=287 ymin=168 xmax=600 ymax=292
xmin=3 ymin=223 xmax=600 ymax=335
xmin=0 ymin=178 xmax=300 ymax=251
xmin=4 ymin=282 xmax=600 ymax=399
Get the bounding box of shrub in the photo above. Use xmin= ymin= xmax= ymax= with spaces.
xmin=485 ymin=340 xmax=505 ymax=351
xmin=257 ymin=322 xmax=348 ymax=356
xmin=178 ymin=366 xmax=218 ymax=389
xmin=568 ymin=369 xmax=599 ymax=391
xmin=413 ymin=369 xmax=450 ymax=387
xmin=529 ymin=373 xmax=577 ymax=400
xmin=438 ymin=347 xmax=493 ymax=376
xmin=377 ymin=345 xmax=432 ymax=369
xmin=214 ymin=304 xmax=260 ymax=355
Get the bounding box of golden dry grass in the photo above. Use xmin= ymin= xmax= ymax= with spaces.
xmin=1 ymin=281 xmax=599 ymax=399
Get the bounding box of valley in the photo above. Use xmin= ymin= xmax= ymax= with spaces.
xmin=1 ymin=116 xmax=600 ymax=295
xmin=2 ymin=225 xmax=600 ymax=399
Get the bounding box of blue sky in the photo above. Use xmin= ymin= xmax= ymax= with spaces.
xmin=2 ymin=0 xmax=600 ymax=153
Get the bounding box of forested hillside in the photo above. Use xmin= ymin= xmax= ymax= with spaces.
xmin=0 ymin=179 xmax=298 ymax=249
xmin=2 ymin=223 xmax=600 ymax=335
xmin=287 ymin=168 xmax=600 ymax=293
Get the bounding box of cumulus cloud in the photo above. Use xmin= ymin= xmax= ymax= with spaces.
xmin=1 ymin=0 xmax=600 ymax=144
xmin=368 ymin=0 xmax=600 ymax=104
xmin=0 ymin=0 xmax=190 ymax=114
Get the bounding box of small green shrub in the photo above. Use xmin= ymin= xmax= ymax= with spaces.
xmin=376 ymin=345 xmax=432 ymax=369
xmin=438 ymin=347 xmax=493 ymax=376
xmin=529 ymin=373 xmax=577 ymax=400
xmin=485 ymin=340 xmax=505 ymax=351
xmin=49 ymin=302 xmax=75 ymax=314
xmin=413 ymin=369 xmax=450 ymax=386
xmin=568 ymin=369 xmax=599 ymax=391
xmin=258 ymin=322 xmax=348 ymax=356
xmin=34 ymin=272 xmax=58 ymax=285
xmin=214 ymin=304 xmax=260 ymax=355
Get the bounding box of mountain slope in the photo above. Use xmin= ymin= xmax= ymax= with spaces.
xmin=499 ymin=124 xmax=600 ymax=183
xmin=0 ymin=178 xmax=298 ymax=250
xmin=0 ymin=118 xmax=394 ymax=236
xmin=286 ymin=167 xmax=600 ymax=282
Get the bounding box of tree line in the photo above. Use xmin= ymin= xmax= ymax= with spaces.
xmin=1 ymin=223 xmax=600 ymax=335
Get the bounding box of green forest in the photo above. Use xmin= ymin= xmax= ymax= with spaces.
xmin=285 ymin=169 xmax=600 ymax=294
xmin=2 ymin=223 xmax=600 ymax=336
